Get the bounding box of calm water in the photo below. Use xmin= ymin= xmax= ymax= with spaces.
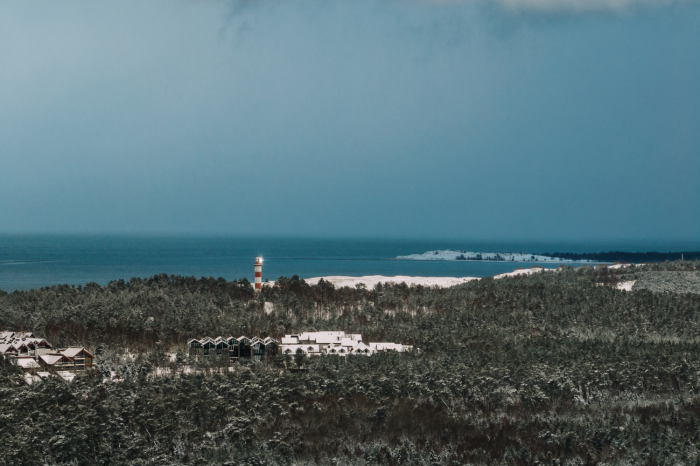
xmin=1 ymin=235 xmax=696 ymax=292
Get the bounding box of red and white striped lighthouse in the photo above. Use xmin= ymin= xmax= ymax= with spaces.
xmin=254 ymin=256 xmax=263 ymax=292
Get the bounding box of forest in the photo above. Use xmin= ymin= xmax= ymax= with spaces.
xmin=2 ymin=260 xmax=700 ymax=465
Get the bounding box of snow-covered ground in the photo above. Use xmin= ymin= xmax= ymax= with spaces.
xmin=25 ymin=371 xmax=76 ymax=384
xmin=616 ymin=281 xmax=636 ymax=291
xmin=304 ymin=275 xmax=478 ymax=288
xmin=396 ymin=250 xmax=596 ymax=263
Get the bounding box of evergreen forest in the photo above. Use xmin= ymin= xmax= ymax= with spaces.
xmin=2 ymin=261 xmax=700 ymax=465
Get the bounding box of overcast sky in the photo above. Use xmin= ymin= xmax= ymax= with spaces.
xmin=1 ymin=0 xmax=698 ymax=242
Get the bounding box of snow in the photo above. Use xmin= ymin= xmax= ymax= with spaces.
xmin=616 ymin=281 xmax=635 ymax=291
xmin=56 ymin=371 xmax=76 ymax=382
xmin=304 ymin=275 xmax=479 ymax=288
xmin=396 ymin=250 xmax=596 ymax=263
xmin=16 ymin=357 xmax=40 ymax=369
xmin=608 ymin=263 xmax=642 ymax=269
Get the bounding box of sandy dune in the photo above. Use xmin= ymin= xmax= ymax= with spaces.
xmin=493 ymin=266 xmax=552 ymax=279
xmin=304 ymin=275 xmax=479 ymax=288
xmin=271 ymin=264 xmax=642 ymax=290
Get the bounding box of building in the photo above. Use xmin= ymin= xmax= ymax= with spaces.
xmin=279 ymin=331 xmax=412 ymax=357
xmin=187 ymin=335 xmax=279 ymax=361
xmin=0 ymin=331 xmax=53 ymax=359
xmin=59 ymin=347 xmax=94 ymax=368
xmin=1 ymin=331 xmax=93 ymax=373
xmin=16 ymin=356 xmax=40 ymax=370
xmin=38 ymin=354 xmax=75 ymax=368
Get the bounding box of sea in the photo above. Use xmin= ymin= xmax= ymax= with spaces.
xmin=1 ymin=235 xmax=697 ymax=292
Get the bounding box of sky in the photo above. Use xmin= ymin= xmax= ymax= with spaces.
xmin=0 ymin=0 xmax=698 ymax=242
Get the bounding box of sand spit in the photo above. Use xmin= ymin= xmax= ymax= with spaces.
xmin=493 ymin=266 xmax=553 ymax=279
xmin=274 ymin=264 xmax=662 ymax=291
xmin=305 ymin=267 xmax=554 ymax=288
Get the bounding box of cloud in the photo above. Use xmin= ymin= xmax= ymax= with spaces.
xmin=489 ymin=0 xmax=683 ymax=12
xmin=222 ymin=0 xmax=698 ymax=20
xmin=420 ymin=0 xmax=694 ymax=13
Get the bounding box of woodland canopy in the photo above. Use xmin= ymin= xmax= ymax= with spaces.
xmin=1 ymin=261 xmax=700 ymax=465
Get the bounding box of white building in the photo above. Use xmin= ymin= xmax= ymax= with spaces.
xmin=0 ymin=331 xmax=53 ymax=359
xmin=279 ymin=331 xmax=411 ymax=357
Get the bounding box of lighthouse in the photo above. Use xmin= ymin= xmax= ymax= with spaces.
xmin=254 ymin=256 xmax=263 ymax=293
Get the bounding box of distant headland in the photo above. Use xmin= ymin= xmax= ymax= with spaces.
xmin=396 ymin=250 xmax=595 ymax=263
xmin=397 ymin=249 xmax=700 ymax=264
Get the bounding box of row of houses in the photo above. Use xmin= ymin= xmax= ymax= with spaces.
xmin=1 ymin=331 xmax=52 ymax=357
xmin=1 ymin=331 xmax=94 ymax=370
xmin=188 ymin=336 xmax=279 ymax=361
xmin=187 ymin=331 xmax=412 ymax=360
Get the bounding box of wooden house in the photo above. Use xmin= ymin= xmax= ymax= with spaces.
xmin=187 ymin=338 xmax=203 ymax=357
xmin=0 ymin=344 xmax=18 ymax=359
xmin=226 ymin=336 xmax=239 ymax=359
xmin=59 ymin=347 xmax=94 ymax=369
xmin=39 ymin=354 xmax=74 ymax=368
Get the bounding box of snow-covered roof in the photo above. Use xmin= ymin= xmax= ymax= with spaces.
xmin=296 ymin=331 xmax=347 ymax=344
xmin=281 ymin=344 xmax=320 ymax=354
xmin=16 ymin=357 xmax=40 ymax=369
xmin=39 ymin=354 xmax=73 ymax=365
xmin=311 ymin=334 xmax=340 ymax=344
xmin=0 ymin=344 xmax=17 ymax=353
xmin=60 ymin=347 xmax=94 ymax=359
xmin=352 ymin=342 xmax=371 ymax=352
xmin=368 ymin=342 xmax=412 ymax=353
